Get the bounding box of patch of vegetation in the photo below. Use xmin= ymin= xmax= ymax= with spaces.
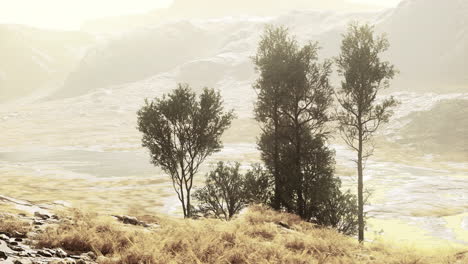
xmin=0 ymin=215 xmax=32 ymax=236
xmin=33 ymin=206 xmax=468 ymax=264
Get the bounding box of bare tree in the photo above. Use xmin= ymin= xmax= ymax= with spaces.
xmin=137 ymin=84 xmax=235 ymax=218
xmin=335 ymin=23 xmax=398 ymax=242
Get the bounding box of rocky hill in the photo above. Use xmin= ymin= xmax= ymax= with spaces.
xmin=0 ymin=197 xmax=467 ymax=264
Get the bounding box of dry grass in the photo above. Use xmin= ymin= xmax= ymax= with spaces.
xmin=35 ymin=205 xmax=468 ymax=264
xmin=0 ymin=214 xmax=32 ymax=235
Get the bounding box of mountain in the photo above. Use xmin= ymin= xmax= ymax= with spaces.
xmin=378 ymin=0 xmax=468 ymax=91
xmin=55 ymin=0 xmax=467 ymax=100
xmin=0 ymin=25 xmax=94 ymax=102
xmin=81 ymin=0 xmax=378 ymax=34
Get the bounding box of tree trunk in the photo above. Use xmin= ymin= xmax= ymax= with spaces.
xmin=180 ymin=185 xmax=187 ymax=218
xmin=186 ymin=188 xmax=191 ymax=218
xmin=273 ymin=110 xmax=281 ymax=210
xmin=295 ymin=118 xmax=304 ymax=218
xmin=357 ymin=128 xmax=364 ymax=242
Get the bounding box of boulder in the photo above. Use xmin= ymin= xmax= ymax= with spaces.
xmin=0 ymin=250 xmax=7 ymax=259
xmin=37 ymin=250 xmax=53 ymax=257
xmin=55 ymin=248 xmax=68 ymax=258
xmin=113 ymin=215 xmax=150 ymax=227
xmin=33 ymin=212 xmax=50 ymax=220
xmin=85 ymin=251 xmax=96 ymax=260
xmin=11 ymin=231 xmax=26 ymax=239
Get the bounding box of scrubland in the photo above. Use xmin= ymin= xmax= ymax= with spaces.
xmin=26 ymin=205 xmax=468 ymax=264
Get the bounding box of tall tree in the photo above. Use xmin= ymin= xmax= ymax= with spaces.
xmin=253 ymin=25 xmax=293 ymax=209
xmin=254 ymin=26 xmax=334 ymax=214
xmin=278 ymin=42 xmax=333 ymax=216
xmin=137 ymin=84 xmax=235 ymax=218
xmin=335 ymin=23 xmax=398 ymax=242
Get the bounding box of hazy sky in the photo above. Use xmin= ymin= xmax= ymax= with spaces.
xmin=0 ymin=0 xmax=401 ymax=30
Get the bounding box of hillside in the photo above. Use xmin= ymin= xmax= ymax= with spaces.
xmin=0 ymin=199 xmax=467 ymax=264
xmin=53 ymin=0 xmax=468 ymax=100
xmin=0 ymin=25 xmax=94 ymax=102
xmin=379 ymin=0 xmax=468 ymax=91
xmin=399 ymin=99 xmax=468 ymax=154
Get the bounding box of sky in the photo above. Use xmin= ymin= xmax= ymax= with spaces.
xmin=0 ymin=0 xmax=402 ymax=30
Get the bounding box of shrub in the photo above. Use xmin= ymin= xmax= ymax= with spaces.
xmin=193 ymin=162 xmax=273 ymax=220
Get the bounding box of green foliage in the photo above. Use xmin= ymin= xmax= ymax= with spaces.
xmin=335 ymin=22 xmax=398 ymax=241
xmin=137 ymin=84 xmax=235 ymax=218
xmin=335 ymin=22 xmax=398 ymax=150
xmin=193 ymin=162 xmax=273 ymax=220
xmin=244 ymin=164 xmax=273 ymax=205
xmin=193 ymin=162 xmax=246 ymax=220
xmin=253 ymin=25 xmax=359 ymax=235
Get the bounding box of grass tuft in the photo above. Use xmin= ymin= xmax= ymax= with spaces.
xmin=31 ymin=205 xmax=468 ymax=264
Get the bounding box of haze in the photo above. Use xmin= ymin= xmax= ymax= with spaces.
xmin=0 ymin=0 xmax=401 ymax=30
xmin=0 ymin=0 xmax=467 ymax=257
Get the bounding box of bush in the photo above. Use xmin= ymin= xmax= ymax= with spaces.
xmin=312 ymin=181 xmax=360 ymax=236
xmin=193 ymin=162 xmax=272 ymax=220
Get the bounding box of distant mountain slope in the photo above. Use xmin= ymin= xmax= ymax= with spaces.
xmin=57 ymin=0 xmax=467 ymax=100
xmin=81 ymin=0 xmax=377 ymax=34
xmin=399 ymin=99 xmax=468 ymax=154
xmin=379 ymin=0 xmax=468 ymax=91
xmin=0 ymin=25 xmax=94 ymax=102
xmin=52 ymin=21 xmax=263 ymax=99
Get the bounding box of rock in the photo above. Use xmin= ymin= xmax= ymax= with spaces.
xmin=85 ymin=251 xmax=96 ymax=260
xmin=76 ymin=260 xmax=86 ymax=264
xmin=14 ymin=238 xmax=22 ymax=242
xmin=113 ymin=215 xmax=150 ymax=227
xmin=277 ymin=221 xmax=291 ymax=229
xmin=8 ymin=241 xmax=18 ymax=246
xmin=0 ymin=240 xmax=13 ymax=254
xmin=33 ymin=221 xmax=44 ymax=226
xmin=34 ymin=212 xmax=50 ymax=220
xmin=37 ymin=250 xmax=53 ymax=257
xmin=0 ymin=234 xmax=9 ymax=241
xmin=63 ymin=258 xmax=76 ymax=264
xmin=0 ymin=250 xmax=7 ymax=259
xmin=10 ymin=245 xmax=24 ymax=252
xmin=55 ymin=248 xmax=68 ymax=258
xmin=11 ymin=231 xmax=26 ymax=238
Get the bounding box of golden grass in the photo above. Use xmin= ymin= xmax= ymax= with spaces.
xmin=0 ymin=214 xmax=32 ymax=235
xmin=32 ymin=205 xmax=468 ymax=264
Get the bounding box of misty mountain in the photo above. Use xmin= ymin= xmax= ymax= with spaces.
xmin=51 ymin=21 xmax=262 ymax=98
xmin=0 ymin=25 xmax=93 ymax=102
xmin=399 ymin=99 xmax=468 ymax=154
xmin=81 ymin=0 xmax=375 ymax=34
xmin=55 ymin=0 xmax=467 ymax=100
xmin=379 ymin=0 xmax=468 ymax=91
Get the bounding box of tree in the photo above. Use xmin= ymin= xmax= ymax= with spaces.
xmin=335 ymin=22 xmax=398 ymax=242
xmin=193 ymin=162 xmax=272 ymax=220
xmin=193 ymin=162 xmax=246 ymax=220
xmin=301 ymin=136 xmax=359 ymax=235
xmin=243 ymin=163 xmax=273 ymax=205
xmin=276 ymin=41 xmax=333 ymax=217
xmin=137 ymin=84 xmax=235 ymax=218
xmin=254 ymin=25 xmax=335 ymax=215
xmin=253 ymin=25 xmax=293 ymax=209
